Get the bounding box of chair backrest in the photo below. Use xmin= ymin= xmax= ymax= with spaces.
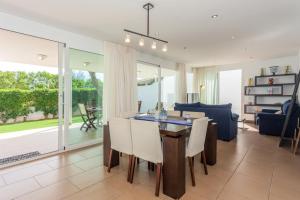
xmin=78 ymin=103 xmax=87 ymax=115
xmin=130 ymin=119 xmax=163 ymax=163
xmin=109 ymin=118 xmax=132 ymax=155
xmin=186 ymin=117 xmax=209 ymax=157
xmin=167 ymin=110 xmax=181 ymax=117
xmin=183 ymin=111 xmax=205 ymax=119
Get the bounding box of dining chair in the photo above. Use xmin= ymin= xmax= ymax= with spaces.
xmin=183 ymin=111 xmax=205 ymax=119
xmin=186 ymin=117 xmax=209 ymax=186
xmin=167 ymin=110 xmax=181 ymax=117
xmin=78 ymin=103 xmax=97 ymax=132
xmin=130 ymin=119 xmax=163 ymax=196
xmin=108 ymin=118 xmax=133 ymax=182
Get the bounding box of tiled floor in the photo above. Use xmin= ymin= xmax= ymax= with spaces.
xmin=0 ymin=124 xmax=299 ymax=200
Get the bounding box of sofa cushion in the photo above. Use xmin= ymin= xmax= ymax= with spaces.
xmin=199 ymin=103 xmax=232 ymax=109
xmin=174 ymin=102 xmax=201 ymax=108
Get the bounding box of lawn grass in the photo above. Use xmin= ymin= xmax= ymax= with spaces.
xmin=0 ymin=116 xmax=82 ymax=134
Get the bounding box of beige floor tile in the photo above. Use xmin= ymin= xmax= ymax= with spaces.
xmin=16 ymin=180 xmax=79 ymax=200
xmin=2 ymin=163 xmax=52 ymax=184
xmin=0 ymin=176 xmax=5 ymax=187
xmin=46 ymin=154 xmax=86 ymax=169
xmin=35 ymin=165 xmax=84 ymax=187
xmin=63 ymin=180 xmax=121 ymax=200
xmin=220 ymin=173 xmax=270 ymax=200
xmin=73 ymin=156 xmax=102 ymax=171
xmin=0 ymin=178 xmax=40 ymax=200
xmin=68 ymin=166 xmax=113 ymax=189
xmin=76 ymin=146 xmax=102 ymax=158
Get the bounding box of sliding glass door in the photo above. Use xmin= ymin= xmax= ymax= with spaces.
xmin=0 ymin=29 xmax=63 ymax=164
xmin=161 ymin=68 xmax=177 ymax=110
xmin=65 ymin=49 xmax=104 ymax=147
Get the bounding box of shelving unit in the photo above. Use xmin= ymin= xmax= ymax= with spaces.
xmin=244 ymin=73 xmax=295 ymax=116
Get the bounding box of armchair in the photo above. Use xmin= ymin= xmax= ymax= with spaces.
xmin=257 ymin=101 xmax=300 ymax=138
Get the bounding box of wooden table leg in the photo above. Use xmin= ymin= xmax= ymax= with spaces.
xmin=204 ymin=122 xmax=217 ymax=165
xmin=162 ymin=135 xmax=185 ymax=199
xmin=103 ymin=124 xmax=119 ymax=167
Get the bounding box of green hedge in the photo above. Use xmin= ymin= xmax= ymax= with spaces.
xmin=0 ymin=88 xmax=101 ymax=123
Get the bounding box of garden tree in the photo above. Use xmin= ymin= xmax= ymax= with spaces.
xmin=31 ymin=71 xmax=58 ymax=89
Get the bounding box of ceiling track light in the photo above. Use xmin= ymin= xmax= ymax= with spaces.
xmin=139 ymin=38 xmax=144 ymax=46
xmin=162 ymin=44 xmax=167 ymax=52
xmin=37 ymin=54 xmax=47 ymax=61
xmin=124 ymin=2 xmax=168 ymax=51
xmin=125 ymin=34 xmax=131 ymax=43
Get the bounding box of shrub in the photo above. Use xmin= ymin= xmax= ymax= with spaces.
xmin=32 ymin=89 xmax=58 ymax=118
xmin=0 ymin=89 xmax=32 ymax=122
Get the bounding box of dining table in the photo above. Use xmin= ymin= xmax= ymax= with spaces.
xmin=103 ymin=115 xmax=217 ymax=199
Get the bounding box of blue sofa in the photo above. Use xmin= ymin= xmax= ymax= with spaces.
xmin=174 ymin=102 xmax=239 ymax=141
xmin=257 ymin=100 xmax=300 ymax=137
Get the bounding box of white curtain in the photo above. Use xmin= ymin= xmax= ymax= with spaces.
xmin=192 ymin=66 xmax=219 ymax=104
xmin=176 ymin=63 xmax=187 ymax=103
xmin=103 ymin=42 xmax=137 ymax=122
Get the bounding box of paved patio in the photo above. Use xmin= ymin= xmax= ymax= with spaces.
xmin=0 ymin=123 xmax=102 ymax=161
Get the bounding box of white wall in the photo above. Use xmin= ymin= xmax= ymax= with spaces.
xmin=217 ymin=55 xmax=299 ymax=120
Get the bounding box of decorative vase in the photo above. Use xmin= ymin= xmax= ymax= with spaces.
xmin=260 ymin=68 xmax=265 ymax=76
xmin=268 ymin=78 xmax=274 ymax=85
xmin=285 ymin=65 xmax=291 ymax=74
xmin=248 ymin=78 xmax=254 ymax=86
xmin=269 ymin=66 xmax=279 ymax=75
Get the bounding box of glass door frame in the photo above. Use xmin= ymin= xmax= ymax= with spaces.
xmin=63 ymin=47 xmax=103 ymax=151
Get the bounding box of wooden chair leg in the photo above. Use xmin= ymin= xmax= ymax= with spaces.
xmin=107 ymin=149 xmax=113 ymax=173
xmin=130 ymin=157 xmax=136 ymax=183
xmin=155 ymin=163 xmax=162 ymax=196
xmin=148 ymin=161 xmax=151 ymax=170
xmin=188 ymin=157 xmax=195 ymax=186
xmin=294 ymin=131 xmax=300 ymax=154
xmin=201 ymin=151 xmax=208 ymax=175
xmin=127 ymin=155 xmax=133 ymax=182
xmin=120 ymin=152 xmax=123 ymax=157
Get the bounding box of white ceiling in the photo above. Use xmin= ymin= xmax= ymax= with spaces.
xmin=0 ymin=29 xmax=58 ymax=67
xmin=0 ymin=0 xmax=300 ymax=66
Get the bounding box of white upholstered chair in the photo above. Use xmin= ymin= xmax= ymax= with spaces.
xmin=130 ymin=119 xmax=163 ymax=196
xmin=167 ymin=110 xmax=181 ymax=117
xmin=183 ymin=111 xmax=205 ymax=119
xmin=186 ymin=117 xmax=209 ymax=186
xmin=108 ymin=118 xmax=133 ymax=182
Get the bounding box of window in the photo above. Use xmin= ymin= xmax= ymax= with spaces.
xmin=161 ymin=68 xmax=177 ymax=110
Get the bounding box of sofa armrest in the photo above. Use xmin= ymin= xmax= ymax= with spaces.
xmin=257 ymin=113 xmax=286 ymax=121
xmin=231 ymin=113 xmax=239 ymax=121
xmin=261 ymin=109 xmax=279 ymax=113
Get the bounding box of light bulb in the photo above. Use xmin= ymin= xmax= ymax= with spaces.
xmin=139 ymin=38 xmax=144 ymax=46
xmin=151 ymin=41 xmax=157 ymax=49
xmin=162 ymin=44 xmax=168 ymax=52
xmin=125 ymin=34 xmax=130 ymax=43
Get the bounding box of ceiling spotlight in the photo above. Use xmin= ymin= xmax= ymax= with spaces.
xmin=211 ymin=14 xmax=219 ymax=19
xmin=83 ymin=62 xmax=90 ymax=67
xmin=162 ymin=44 xmax=168 ymax=52
xmin=125 ymin=34 xmax=131 ymax=43
xmin=151 ymin=41 xmax=157 ymax=49
xmin=37 ymin=54 xmax=47 ymax=61
xmin=139 ymin=38 xmax=144 ymax=46
xmin=231 ymin=36 xmax=236 ymax=40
